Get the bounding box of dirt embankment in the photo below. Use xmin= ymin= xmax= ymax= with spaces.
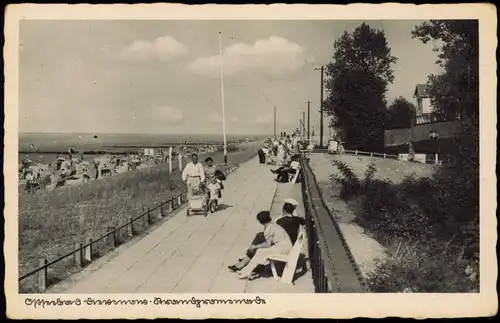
xmin=309 ymin=153 xmax=437 ymax=277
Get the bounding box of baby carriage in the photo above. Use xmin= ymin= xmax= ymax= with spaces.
xmin=186 ymin=175 xmax=208 ymax=217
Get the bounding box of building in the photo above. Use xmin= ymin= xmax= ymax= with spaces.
xmin=383 ymin=83 xmax=463 ymax=154
xmin=414 ymin=84 xmax=436 ymax=124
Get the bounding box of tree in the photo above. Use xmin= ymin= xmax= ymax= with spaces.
xmin=324 ymin=23 xmax=398 ymax=151
xmin=412 ymin=20 xmax=479 ymax=123
xmin=387 ymin=97 xmax=417 ymax=129
xmin=412 ymin=20 xmax=479 ymax=257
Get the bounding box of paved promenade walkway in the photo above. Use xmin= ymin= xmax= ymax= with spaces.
xmin=49 ymin=157 xmax=313 ymax=293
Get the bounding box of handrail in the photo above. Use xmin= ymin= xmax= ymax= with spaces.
xmin=18 ymin=162 xmax=241 ymax=291
xmin=300 ymin=148 xmax=442 ymax=164
xmin=300 ymin=154 xmax=369 ymax=293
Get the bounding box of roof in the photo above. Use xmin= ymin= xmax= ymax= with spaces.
xmin=414 ymin=84 xmax=430 ymax=98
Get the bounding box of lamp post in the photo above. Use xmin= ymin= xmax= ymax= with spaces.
xmin=218 ymin=32 xmax=228 ymax=165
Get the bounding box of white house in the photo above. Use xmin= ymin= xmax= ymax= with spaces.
xmin=414 ymin=84 xmax=435 ymax=124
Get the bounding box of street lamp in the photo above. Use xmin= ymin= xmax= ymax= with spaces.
xmin=218 ymin=32 xmax=228 ymax=165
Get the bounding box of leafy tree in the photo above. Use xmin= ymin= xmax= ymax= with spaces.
xmin=412 ymin=20 xmax=479 ymax=257
xmin=387 ymin=97 xmax=417 ymax=129
xmin=324 ymin=23 xmax=397 ymax=151
xmin=412 ymin=20 xmax=479 ymax=123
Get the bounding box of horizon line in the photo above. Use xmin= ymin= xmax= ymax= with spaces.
xmin=19 ymin=132 xmax=273 ymax=136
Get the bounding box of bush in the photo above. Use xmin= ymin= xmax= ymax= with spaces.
xmin=330 ymin=160 xmax=362 ymax=200
xmin=366 ymin=242 xmax=479 ymax=292
xmin=361 ymin=178 xmax=433 ymax=242
xmin=329 ymin=153 xmax=479 ymax=292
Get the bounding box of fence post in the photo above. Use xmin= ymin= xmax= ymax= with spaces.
xmin=383 ymin=153 xmax=386 ymax=159
xmin=129 ymin=217 xmax=136 ymax=236
xmin=177 ymin=194 xmax=182 ymax=205
xmin=147 ymin=207 xmax=152 ymax=225
xmin=74 ymin=242 xmax=82 ymax=267
xmin=355 ymin=150 xmax=358 ymax=155
xmin=370 ymin=152 xmax=373 ymax=157
xmin=107 ymin=226 xmax=116 ymax=247
xmin=171 ymin=198 xmax=175 ymax=210
xmin=84 ymin=237 xmax=92 ymax=262
xmin=435 ymin=153 xmax=439 ymax=165
xmin=168 ymin=199 xmax=173 ymax=213
xmin=158 ymin=202 xmax=164 ymax=219
xmin=37 ymin=258 xmax=48 ymax=292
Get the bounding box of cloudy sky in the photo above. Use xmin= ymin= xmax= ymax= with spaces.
xmin=19 ymin=20 xmax=442 ymax=135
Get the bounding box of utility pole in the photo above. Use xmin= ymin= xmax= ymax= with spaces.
xmin=273 ymin=105 xmax=276 ymax=138
xmin=306 ymin=101 xmax=311 ymax=141
xmin=314 ymin=66 xmax=325 ymax=148
xmin=302 ymin=110 xmax=306 ymax=139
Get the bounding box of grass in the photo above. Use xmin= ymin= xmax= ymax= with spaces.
xmin=328 ymin=154 xmax=479 ymax=293
xmin=18 ymin=142 xmax=260 ymax=292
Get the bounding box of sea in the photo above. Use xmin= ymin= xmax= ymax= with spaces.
xmin=19 ymin=133 xmax=267 ymax=165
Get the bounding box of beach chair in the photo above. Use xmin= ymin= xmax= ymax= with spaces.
xmin=288 ymin=166 xmax=301 ymax=183
xmin=267 ymin=228 xmax=305 ymax=284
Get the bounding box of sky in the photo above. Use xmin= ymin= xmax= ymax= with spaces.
xmin=19 ymin=20 xmax=442 ymax=136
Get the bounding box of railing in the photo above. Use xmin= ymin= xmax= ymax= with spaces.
xmin=301 ymin=148 xmax=399 ymax=159
xmin=302 ymin=148 xmax=442 ymax=164
xmin=18 ymin=162 xmax=240 ymax=293
xmin=299 ymin=154 xmax=369 ymax=293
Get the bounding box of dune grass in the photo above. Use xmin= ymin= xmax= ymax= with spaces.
xmin=18 ymin=143 xmax=260 ymax=292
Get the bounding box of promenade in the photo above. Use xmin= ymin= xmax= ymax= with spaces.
xmin=48 ymin=157 xmax=313 ymax=293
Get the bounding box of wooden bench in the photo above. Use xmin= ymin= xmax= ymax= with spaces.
xmin=267 ymin=229 xmax=305 ymax=284
xmin=288 ymin=166 xmax=301 ymax=183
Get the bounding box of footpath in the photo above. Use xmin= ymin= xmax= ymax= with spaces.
xmin=48 ymin=156 xmax=313 ymax=293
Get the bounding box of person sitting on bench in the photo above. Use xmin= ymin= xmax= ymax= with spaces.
xmin=276 ymin=200 xmax=305 ymax=245
xmin=228 ymin=211 xmax=292 ymax=280
xmin=271 ymin=154 xmax=300 ymax=182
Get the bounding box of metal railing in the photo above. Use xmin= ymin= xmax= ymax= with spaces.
xmin=301 ymin=148 xmax=399 ymax=159
xmin=302 ymin=148 xmax=443 ymax=164
xmin=18 ymin=162 xmax=240 ymax=293
xmin=299 ymin=154 xmax=369 ymax=293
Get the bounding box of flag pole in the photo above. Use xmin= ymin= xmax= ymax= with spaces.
xmin=219 ymin=32 xmax=228 ymax=165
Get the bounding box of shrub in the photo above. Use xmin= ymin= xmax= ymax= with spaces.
xmin=330 ymin=160 xmax=362 ymax=200
xmin=366 ymin=241 xmax=479 ymax=292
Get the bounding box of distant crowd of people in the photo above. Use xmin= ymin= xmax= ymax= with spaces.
xmin=257 ymin=130 xmax=305 ymax=183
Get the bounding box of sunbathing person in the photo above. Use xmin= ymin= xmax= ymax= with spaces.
xmin=271 ymin=155 xmax=300 ymax=182
xmin=228 ymin=211 xmax=292 ymax=280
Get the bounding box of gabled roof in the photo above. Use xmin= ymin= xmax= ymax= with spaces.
xmin=414 ymin=84 xmax=430 ymax=98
